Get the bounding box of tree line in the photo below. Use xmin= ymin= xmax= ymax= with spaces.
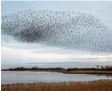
xmin=2 ymin=65 xmax=112 ymax=71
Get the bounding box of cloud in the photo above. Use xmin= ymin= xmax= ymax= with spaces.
xmin=1 ymin=45 xmax=112 ymax=65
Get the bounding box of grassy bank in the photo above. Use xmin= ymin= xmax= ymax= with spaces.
xmin=1 ymin=80 xmax=112 ymax=91
xmin=64 ymin=70 xmax=112 ymax=74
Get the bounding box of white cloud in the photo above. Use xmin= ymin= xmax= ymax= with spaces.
xmin=1 ymin=45 xmax=112 ymax=65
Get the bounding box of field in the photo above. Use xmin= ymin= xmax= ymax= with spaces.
xmin=1 ymin=80 xmax=112 ymax=91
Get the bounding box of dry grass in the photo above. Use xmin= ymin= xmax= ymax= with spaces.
xmin=1 ymin=80 xmax=112 ymax=91
xmin=65 ymin=70 xmax=112 ymax=74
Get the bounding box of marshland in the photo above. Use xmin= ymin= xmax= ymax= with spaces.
xmin=1 ymin=65 xmax=112 ymax=91
xmin=1 ymin=80 xmax=112 ymax=91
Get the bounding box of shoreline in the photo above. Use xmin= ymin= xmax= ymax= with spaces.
xmin=63 ymin=70 xmax=112 ymax=74
xmin=2 ymin=65 xmax=112 ymax=75
xmin=2 ymin=70 xmax=112 ymax=75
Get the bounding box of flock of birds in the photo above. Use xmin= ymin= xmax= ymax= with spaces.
xmin=1 ymin=10 xmax=112 ymax=52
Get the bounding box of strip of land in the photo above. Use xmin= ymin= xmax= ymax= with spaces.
xmin=1 ymin=80 xmax=112 ymax=91
xmin=2 ymin=65 xmax=112 ymax=74
xmin=64 ymin=70 xmax=112 ymax=74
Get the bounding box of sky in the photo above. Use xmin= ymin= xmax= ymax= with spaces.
xmin=2 ymin=1 xmax=112 ymax=29
xmin=1 ymin=1 xmax=112 ymax=67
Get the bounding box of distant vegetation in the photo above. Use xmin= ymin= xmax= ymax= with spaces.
xmin=3 ymin=67 xmax=64 ymax=71
xmin=67 ymin=65 xmax=112 ymax=71
xmin=2 ymin=65 xmax=112 ymax=74
xmin=2 ymin=65 xmax=112 ymax=71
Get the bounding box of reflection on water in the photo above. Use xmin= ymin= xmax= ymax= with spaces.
xmin=1 ymin=71 xmax=112 ymax=84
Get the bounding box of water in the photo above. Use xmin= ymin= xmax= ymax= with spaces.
xmin=1 ymin=71 xmax=112 ymax=84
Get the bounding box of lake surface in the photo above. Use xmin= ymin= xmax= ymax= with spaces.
xmin=1 ymin=71 xmax=112 ymax=84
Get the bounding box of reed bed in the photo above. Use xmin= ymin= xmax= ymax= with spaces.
xmin=1 ymin=80 xmax=112 ymax=91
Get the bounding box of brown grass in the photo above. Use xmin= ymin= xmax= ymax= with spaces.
xmin=64 ymin=70 xmax=112 ymax=74
xmin=1 ymin=80 xmax=112 ymax=91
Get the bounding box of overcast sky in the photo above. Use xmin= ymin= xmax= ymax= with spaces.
xmin=2 ymin=1 xmax=112 ymax=29
xmin=1 ymin=1 xmax=112 ymax=66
